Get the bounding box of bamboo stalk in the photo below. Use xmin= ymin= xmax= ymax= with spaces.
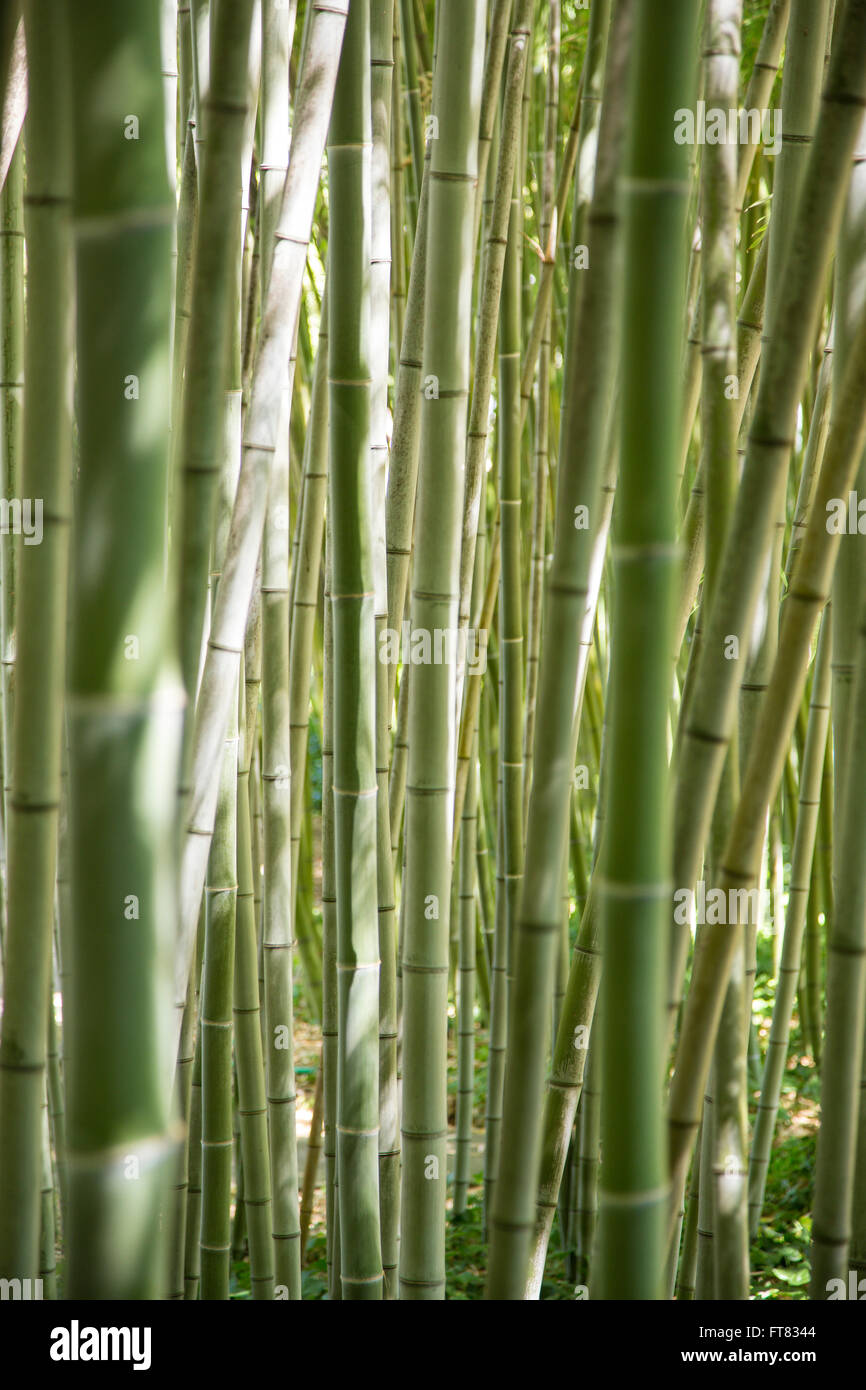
xmin=0 ymin=0 xmax=70 ymax=1284
xmin=398 ymin=0 xmax=485 ymax=1300
xmin=748 ymin=609 xmax=832 ymax=1236
xmin=328 ymin=0 xmax=383 ymax=1300
xmin=64 ymin=0 xmax=184 ymax=1298
xmin=593 ymin=0 xmax=699 ymax=1302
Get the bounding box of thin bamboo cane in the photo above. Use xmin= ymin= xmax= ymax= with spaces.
xmin=200 ymin=677 xmax=239 ymax=1300
xmin=574 ymin=1038 xmax=600 ymax=1290
xmin=390 ymin=4 xmax=407 ymax=365
xmin=169 ymin=968 xmax=196 ymax=1299
xmin=234 ymin=668 xmax=275 ymax=1299
xmin=398 ymin=0 xmax=485 ymax=1300
xmin=674 ymin=1125 xmax=702 ymax=1300
xmin=328 ymin=0 xmax=383 ymax=1299
xmin=810 ymin=566 xmax=866 ymax=1292
xmin=38 ymin=1085 xmax=56 ymax=1299
xmin=287 ymin=301 xmax=327 ymax=1015
xmin=0 ymin=134 xmax=21 ymax=832
xmin=457 ymin=0 xmax=533 ymax=682
xmin=0 ymin=0 xmax=70 ymax=1283
xmin=830 ymin=117 xmax=866 ymax=965
xmin=322 ymin=532 xmax=341 ymax=1302
xmin=370 ymin=0 xmax=399 ymax=1298
xmin=699 ymin=0 xmax=747 ymax=1302
xmin=522 ymin=0 xmax=559 ymax=832
xmin=0 ymin=21 xmax=25 ymax=215
xmin=176 ymin=0 xmax=256 ymax=706
xmin=183 ymin=915 xmax=205 ymax=1299
xmin=453 ymin=743 xmax=479 ymax=1221
xmin=260 ymin=27 xmax=303 ymax=1283
xmin=45 ymin=961 xmax=66 ymax=1226
xmin=398 ymin=0 xmax=423 ymax=231
xmin=748 ymin=609 xmax=831 ymax=1236
xmin=299 ymin=1054 xmax=324 ymax=1261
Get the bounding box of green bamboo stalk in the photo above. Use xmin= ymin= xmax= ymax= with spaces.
xmin=813 ymin=738 xmax=833 ymax=1061
xmin=398 ymin=0 xmax=423 ymax=231
xmin=199 ymin=677 xmax=239 ymax=1300
xmin=830 ymin=116 xmax=866 ymax=961
xmin=178 ymin=1 xmax=192 ymax=148
xmin=38 ymin=1085 xmax=56 ymax=1299
xmin=523 ymin=0 xmax=559 ymax=832
xmin=299 ymin=1053 xmax=324 ymax=1260
xmin=169 ymin=967 xmax=196 ymax=1298
xmin=453 ymin=745 xmax=479 ymax=1221
xmin=0 ymin=15 xmax=25 ymax=197
xmin=740 ymin=1 xmax=831 ymax=1028
xmin=768 ymin=0 xmax=832 ymax=300
xmin=46 ymin=963 xmax=67 ymax=1226
xmin=699 ymin=0 xmax=747 ymax=1303
xmin=370 ymin=0 xmax=399 ymax=1298
xmin=189 ymin=0 xmax=209 ymax=182
xmin=810 ymin=575 xmax=866 ymax=1293
xmin=398 ymin=0 xmax=485 ymax=1300
xmin=384 ymin=160 xmax=428 ymax=675
xmin=494 ymin=168 xmax=528 ymax=1178
xmin=458 ymin=0 xmax=533 ymax=674
xmin=0 ymin=0 xmax=70 ymax=1285
xmin=389 ymin=4 xmax=407 ymax=365
xmin=231 ymin=1121 xmax=246 ymax=1262
xmin=261 ymin=403 xmax=302 ymax=1297
xmin=287 ymin=299 xmax=327 ymax=1017
xmin=593 ymin=0 xmax=699 ymax=1302
xmin=197 ymin=176 xmax=248 ymax=1297
xmin=574 ymin=1037 xmax=600 ymax=1289
xmin=785 ymin=325 xmax=833 ymax=586
xmin=748 ymin=608 xmax=831 ymax=1237
xmin=0 ymin=134 xmax=21 ymax=832
xmin=676 ymin=0 xmax=791 ymax=510
xmin=234 ymin=669 xmax=275 ymax=1299
xmin=321 ymin=537 xmax=341 ymax=1301
xmin=259 ymin=6 xmax=303 ymax=1288
xmin=472 ymin=0 xmax=512 ymax=251
xmin=260 ymin=0 xmax=296 ymax=292
xmin=183 ymin=914 xmax=205 ymax=1299
xmin=411 ymin=0 xmax=430 ymax=75
xmin=176 ymin=0 xmax=255 ymax=706
xmin=64 ymin=0 xmax=184 ymax=1298
xmin=328 ymin=0 xmax=383 ymax=1300
xmin=242 ymin=583 xmax=263 ymax=1044
xmin=168 ymin=118 xmax=198 ymax=562
xmin=161 ymin=0 xmax=178 ymax=203
xmin=516 ymin=68 xmax=587 ymax=434
xmin=497 ymin=152 xmax=525 ymax=1002
xmin=483 ymin=739 xmax=506 ymax=1240
xmin=674 ymin=1124 xmax=702 ymax=1300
